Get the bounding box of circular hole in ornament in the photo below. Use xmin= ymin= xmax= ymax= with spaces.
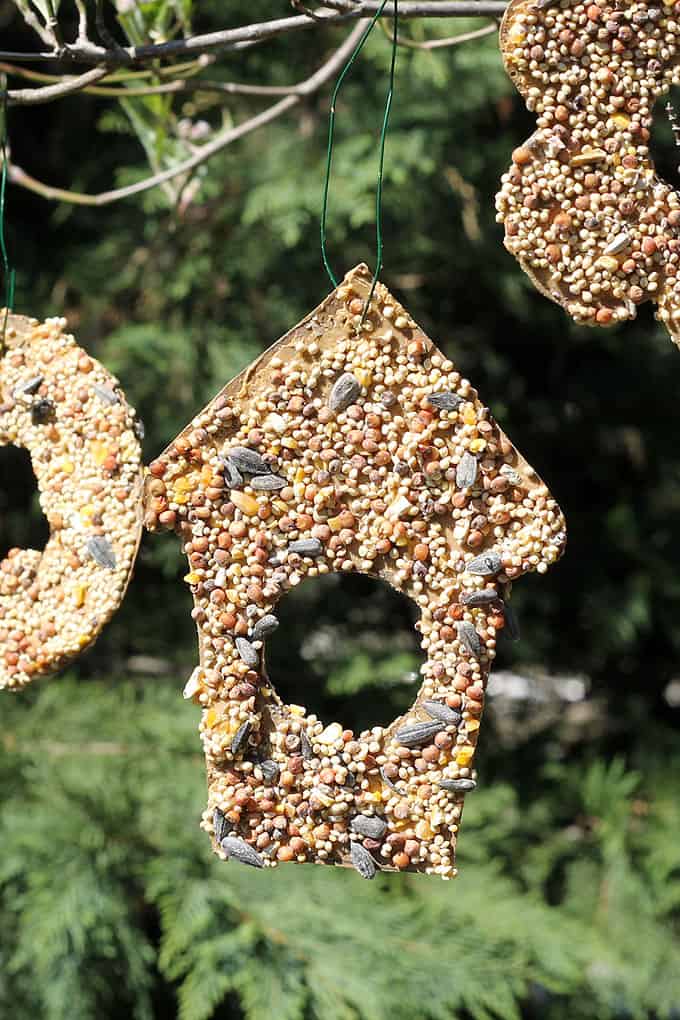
xmin=0 ymin=444 xmax=49 ymax=560
xmin=266 ymin=573 xmax=425 ymax=732
xmin=650 ymin=91 xmax=680 ymax=187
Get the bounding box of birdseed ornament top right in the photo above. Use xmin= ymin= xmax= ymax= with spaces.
xmin=496 ymin=0 xmax=680 ymax=345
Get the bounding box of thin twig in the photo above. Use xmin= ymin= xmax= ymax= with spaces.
xmin=0 ymin=3 xmax=508 ymax=66
xmin=8 ymin=20 xmax=370 ymax=206
xmin=11 ymin=0 xmax=56 ymax=48
xmin=320 ymin=1 xmax=365 ymax=11
xmin=2 ymin=57 xmax=214 ymax=104
xmin=43 ymin=0 xmax=64 ymax=49
xmin=380 ymin=18 xmax=498 ymax=48
xmin=95 ymin=0 xmax=125 ymax=53
xmin=290 ymin=0 xmax=326 ymax=20
xmin=8 ymin=65 xmax=111 ymax=105
xmin=83 ymin=79 xmax=318 ymax=99
xmin=0 ymin=51 xmax=60 ymax=62
xmin=0 ymin=62 xmax=325 ymax=99
xmin=73 ymin=0 xmax=90 ymax=44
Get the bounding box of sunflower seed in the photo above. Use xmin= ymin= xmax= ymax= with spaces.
xmin=456 ymin=452 xmax=478 ymax=489
xmin=467 ymin=550 xmax=502 ymax=576
xmin=503 ymin=601 xmax=521 ymax=642
xmin=259 ymin=759 xmax=280 ymax=782
xmin=221 ymin=836 xmax=264 ymax=868
xmin=456 ymin=620 xmax=482 ymax=657
xmin=230 ymin=720 xmax=251 ymax=756
xmin=288 ymin=538 xmax=323 ymax=558
xmin=226 ymin=446 xmax=271 ymax=475
xmin=349 ymin=841 xmax=377 ymax=879
xmin=15 ymin=375 xmax=43 ymax=397
xmin=213 ymin=807 xmax=229 ymax=843
xmin=460 ymin=588 xmax=499 ymax=607
xmin=328 ymin=372 xmax=361 ymax=412
xmin=300 ymin=729 xmax=314 ymax=760
xmin=438 ymin=778 xmax=477 ymax=793
xmin=422 ymin=700 xmax=462 ymax=725
xmin=86 ymin=535 xmax=116 ymax=570
xmin=251 ymin=473 xmax=287 ymax=491
xmin=394 ymin=720 xmax=444 ymax=748
xmin=351 ymin=814 xmax=387 ymax=840
xmin=426 ymin=391 xmax=464 ymax=412
xmin=222 ymin=458 xmax=244 ymax=489
xmin=93 ymin=384 xmax=120 ymax=406
xmin=235 ymin=636 xmax=259 ymax=669
xmin=251 ymin=614 xmax=279 ymax=642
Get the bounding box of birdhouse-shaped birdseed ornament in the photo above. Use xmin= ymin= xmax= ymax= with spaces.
xmin=144 ymin=265 xmax=566 ymax=880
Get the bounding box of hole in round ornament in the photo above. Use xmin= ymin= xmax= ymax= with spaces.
xmin=265 ymin=573 xmax=425 ymax=732
xmin=0 ymin=445 xmax=49 ymax=560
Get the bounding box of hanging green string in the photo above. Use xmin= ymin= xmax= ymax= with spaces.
xmin=0 ymin=75 xmax=16 ymax=351
xmin=320 ymin=0 xmax=398 ymax=317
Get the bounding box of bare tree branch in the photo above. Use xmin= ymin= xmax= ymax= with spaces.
xmin=73 ymin=0 xmax=90 ymax=45
xmin=43 ymin=0 xmax=65 ymax=50
xmin=8 ymin=65 xmax=111 ymax=105
xmin=8 ymin=20 xmax=370 ymax=207
xmin=0 ymin=51 xmax=60 ymax=62
xmin=0 ymin=55 xmax=215 ymax=83
xmin=95 ymin=0 xmax=123 ymax=52
xmin=85 ymin=78 xmax=328 ymax=99
xmin=379 ymin=17 xmax=498 ymax=48
xmin=0 ymin=58 xmax=208 ymax=86
xmin=3 ymin=0 xmax=501 ymax=106
xmin=0 ymin=61 xmax=334 ymax=101
xmin=2 ymin=1 xmax=507 ymax=208
xmin=0 ymin=3 xmax=508 ymax=66
xmin=10 ymin=0 xmax=57 ymax=49
xmin=290 ymin=0 xmax=328 ymax=20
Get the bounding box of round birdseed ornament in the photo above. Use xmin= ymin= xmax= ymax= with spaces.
xmin=145 ymin=264 xmax=567 ymax=880
xmin=496 ymin=0 xmax=680 ymax=346
xmin=0 ymin=312 xmax=144 ymax=690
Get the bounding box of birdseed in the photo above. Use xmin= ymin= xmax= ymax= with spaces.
xmin=0 ymin=313 xmax=143 ymax=691
xmin=144 ymin=264 xmax=566 ymax=879
xmin=496 ymin=0 xmax=680 ymax=348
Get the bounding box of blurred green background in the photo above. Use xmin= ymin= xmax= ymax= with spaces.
xmin=1 ymin=3 xmax=680 ymax=1018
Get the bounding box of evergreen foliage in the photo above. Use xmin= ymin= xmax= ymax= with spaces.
xmin=0 ymin=2 xmax=679 ymax=1018
xmin=2 ymin=680 xmax=680 ymax=1020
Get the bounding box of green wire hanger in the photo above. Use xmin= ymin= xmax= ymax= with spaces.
xmin=320 ymin=0 xmax=398 ymax=319
xmin=0 ymin=74 xmax=16 ymax=351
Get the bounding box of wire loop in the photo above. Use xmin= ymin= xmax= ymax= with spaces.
xmin=320 ymin=0 xmax=398 ymax=320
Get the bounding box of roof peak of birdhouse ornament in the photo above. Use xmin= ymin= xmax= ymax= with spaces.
xmin=144 ymin=263 xmax=566 ymax=879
